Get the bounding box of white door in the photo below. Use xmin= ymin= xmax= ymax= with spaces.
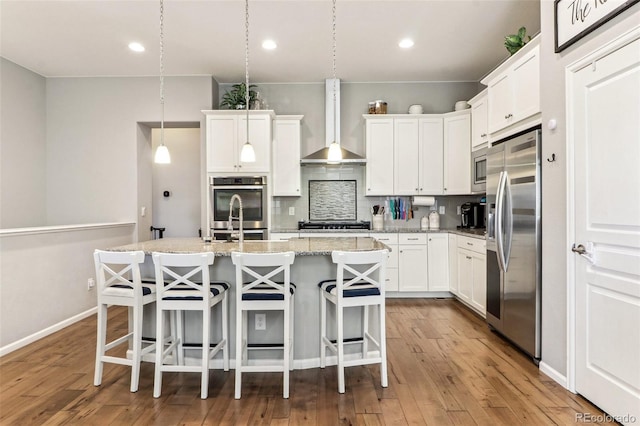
xmin=394 ymin=118 xmax=420 ymax=195
xmin=571 ymin=35 xmax=640 ymax=423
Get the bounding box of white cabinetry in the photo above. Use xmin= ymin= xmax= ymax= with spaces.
xmin=204 ymin=110 xmax=274 ymax=173
xmin=455 ymin=235 xmax=486 ymax=317
xmin=365 ymin=118 xmax=394 ymax=195
xmin=370 ymin=233 xmax=399 ymax=292
xmin=448 ymin=233 xmax=458 ymax=295
xmin=269 ymin=232 xmax=299 ymax=240
xmin=398 ymin=233 xmax=428 ymax=292
xmin=443 ymin=111 xmax=471 ymax=195
xmin=482 ymin=38 xmax=540 ymax=135
xmin=427 ymin=233 xmax=449 ymax=291
xmin=469 ymin=89 xmax=488 ymax=151
xmin=273 ymin=116 xmax=303 ymax=196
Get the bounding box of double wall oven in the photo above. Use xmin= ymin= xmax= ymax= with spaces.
xmin=209 ymin=176 xmax=268 ymax=240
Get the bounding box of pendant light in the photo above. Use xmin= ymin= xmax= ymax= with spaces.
xmin=154 ymin=0 xmax=171 ymax=164
xmin=239 ymin=0 xmax=256 ymax=163
xmin=326 ymin=0 xmax=342 ymax=164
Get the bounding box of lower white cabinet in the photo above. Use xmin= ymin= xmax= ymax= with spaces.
xmin=370 ymin=233 xmax=399 ymax=292
xmin=427 ymin=233 xmax=449 ymax=291
xmin=455 ymin=235 xmax=486 ymax=316
xmin=448 ymin=233 xmax=458 ymax=295
xmin=269 ymin=232 xmax=299 ymax=240
xmin=398 ymin=233 xmax=428 ymax=292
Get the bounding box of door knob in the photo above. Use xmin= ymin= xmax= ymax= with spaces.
xmin=571 ymin=244 xmax=587 ymax=254
xmin=572 ymin=242 xmax=596 ymax=264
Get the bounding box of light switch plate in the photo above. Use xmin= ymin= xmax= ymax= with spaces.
xmin=289 ymin=207 xmax=295 ymax=216
xmin=439 ymin=206 xmax=445 ymax=214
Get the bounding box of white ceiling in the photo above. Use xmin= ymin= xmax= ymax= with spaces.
xmin=0 ymin=0 xmax=541 ymax=83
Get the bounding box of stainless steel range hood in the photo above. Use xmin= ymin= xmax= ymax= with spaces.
xmin=300 ymin=79 xmax=366 ymax=165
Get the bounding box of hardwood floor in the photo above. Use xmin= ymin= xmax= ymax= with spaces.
xmin=0 ymin=299 xmax=613 ymax=425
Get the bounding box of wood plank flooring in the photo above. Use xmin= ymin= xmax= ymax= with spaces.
xmin=0 ymin=299 xmax=614 ymax=425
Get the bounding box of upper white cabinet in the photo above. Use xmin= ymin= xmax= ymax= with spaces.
xmin=468 ymin=89 xmax=488 ymax=151
xmin=482 ymin=37 xmax=540 ymax=135
xmin=419 ymin=118 xmax=445 ymax=195
xmin=272 ymin=115 xmax=303 ymax=196
xmin=203 ymin=110 xmax=274 ymax=174
xmin=443 ymin=110 xmax=471 ymax=195
xmin=365 ymin=118 xmax=395 ymax=196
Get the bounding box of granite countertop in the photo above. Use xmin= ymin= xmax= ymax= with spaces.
xmin=272 ymin=228 xmax=487 ymax=240
xmin=108 ymin=237 xmax=390 ymax=256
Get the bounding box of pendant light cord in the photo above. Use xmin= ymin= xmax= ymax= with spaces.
xmin=332 ymin=0 xmax=337 ymax=144
xmin=159 ymin=0 xmax=165 ymax=146
xmin=245 ymin=0 xmax=250 ymax=141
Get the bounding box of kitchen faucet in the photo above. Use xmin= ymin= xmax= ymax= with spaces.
xmin=228 ymin=194 xmax=244 ymax=244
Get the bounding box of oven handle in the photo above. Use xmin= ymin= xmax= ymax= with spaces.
xmin=213 ymin=229 xmax=266 ymax=234
xmin=211 ymin=185 xmax=265 ymax=190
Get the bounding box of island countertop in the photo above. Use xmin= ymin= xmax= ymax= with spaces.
xmin=109 ymin=236 xmax=390 ymax=256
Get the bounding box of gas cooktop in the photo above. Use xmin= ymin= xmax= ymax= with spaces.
xmin=298 ymin=220 xmax=371 ymax=230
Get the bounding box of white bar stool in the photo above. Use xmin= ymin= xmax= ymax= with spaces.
xmin=318 ymin=249 xmax=389 ymax=393
xmin=152 ymin=252 xmax=229 ymax=399
xmin=231 ymin=251 xmax=296 ymax=399
xmin=93 ymin=249 xmax=157 ymax=393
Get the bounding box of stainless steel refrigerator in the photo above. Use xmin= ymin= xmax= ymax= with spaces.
xmin=486 ymin=127 xmax=541 ymax=360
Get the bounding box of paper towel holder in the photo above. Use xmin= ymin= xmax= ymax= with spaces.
xmin=412 ymin=196 xmax=436 ymax=207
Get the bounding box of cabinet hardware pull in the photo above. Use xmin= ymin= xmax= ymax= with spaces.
xmin=466 ymin=256 xmax=472 ymax=260
xmin=467 ymin=242 xmax=473 ymax=246
xmin=481 ymin=133 xmax=487 ymax=137
xmin=407 ymin=238 xmax=418 ymax=240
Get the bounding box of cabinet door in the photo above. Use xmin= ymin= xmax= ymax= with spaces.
xmin=273 ymin=119 xmax=301 ymax=196
xmin=471 ymin=252 xmax=486 ymax=315
xmin=471 ymin=95 xmax=488 ymax=150
xmin=512 ymin=46 xmax=540 ymax=124
xmin=419 ymin=118 xmax=444 ymax=195
xmin=398 ymin=244 xmax=428 ymax=292
xmin=394 ymin=119 xmax=420 ymax=195
xmin=443 ymin=113 xmax=471 ymax=195
xmin=456 ymin=249 xmax=473 ymax=304
xmin=207 ymin=115 xmax=238 ymax=173
xmin=365 ymin=118 xmax=395 ymax=195
xmin=487 ymin=72 xmax=513 ymax=134
xmin=448 ymin=234 xmax=458 ymax=294
xmin=427 ymin=233 xmax=449 ymax=291
xmin=238 ymin=115 xmax=271 ymax=173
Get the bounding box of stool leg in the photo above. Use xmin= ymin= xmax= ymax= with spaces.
xmin=222 ymin=292 xmax=230 ymax=372
xmin=242 ymin=311 xmax=249 ymax=362
xmin=337 ymin=303 xmax=345 ymax=394
xmin=319 ymin=295 xmax=327 ymax=369
xmin=363 ymin=305 xmax=369 ymax=359
xmin=379 ymin=302 xmax=388 ymax=388
xmin=289 ymin=295 xmax=294 ymax=371
xmin=130 ymin=303 xmax=143 ymax=392
xmin=153 ymin=309 xmax=164 ymax=398
xmin=235 ymin=306 xmax=243 ymax=399
xmin=283 ymin=302 xmax=290 ymax=399
xmin=94 ymin=303 xmax=108 ymax=386
xmin=201 ymin=304 xmax=211 ymax=399
xmin=176 ymin=310 xmax=185 ymax=365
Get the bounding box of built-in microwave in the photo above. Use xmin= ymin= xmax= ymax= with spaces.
xmin=471 ymin=147 xmax=487 ymax=193
xmin=210 ymin=176 xmax=268 ymax=233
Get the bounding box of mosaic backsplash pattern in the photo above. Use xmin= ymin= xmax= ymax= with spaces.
xmin=309 ymin=180 xmax=356 ymax=221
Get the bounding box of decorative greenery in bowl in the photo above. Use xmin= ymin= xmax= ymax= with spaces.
xmin=504 ymin=27 xmax=531 ymax=55
xmin=220 ymin=83 xmax=258 ymax=109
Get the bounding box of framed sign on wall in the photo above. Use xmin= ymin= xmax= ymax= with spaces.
xmin=554 ymin=0 xmax=639 ymax=52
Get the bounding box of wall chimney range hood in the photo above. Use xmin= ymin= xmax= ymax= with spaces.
xmin=300 ymin=79 xmax=366 ymax=165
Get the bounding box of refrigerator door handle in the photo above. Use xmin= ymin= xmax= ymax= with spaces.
xmin=495 ymin=171 xmax=507 ymax=272
xmin=502 ymin=171 xmax=513 ymax=271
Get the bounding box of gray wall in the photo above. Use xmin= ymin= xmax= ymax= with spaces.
xmin=0 ymin=58 xmax=47 ymax=228
xmin=539 ymin=4 xmax=640 ymax=378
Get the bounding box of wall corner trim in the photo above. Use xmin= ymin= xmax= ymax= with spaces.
xmin=539 ymin=361 xmax=570 ymax=391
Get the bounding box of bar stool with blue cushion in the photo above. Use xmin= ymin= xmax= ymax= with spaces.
xmin=318 ymin=249 xmax=389 ymax=393
xmin=93 ymin=249 xmax=157 ymax=393
xmin=231 ymin=251 xmax=296 ymax=399
xmin=152 ymin=252 xmax=229 ymax=399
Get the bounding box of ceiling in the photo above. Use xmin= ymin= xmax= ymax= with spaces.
xmin=0 ymin=0 xmax=541 ymax=83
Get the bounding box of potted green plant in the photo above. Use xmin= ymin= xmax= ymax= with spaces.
xmin=504 ymin=27 xmax=531 ymax=55
xmin=220 ymin=83 xmax=258 ymax=109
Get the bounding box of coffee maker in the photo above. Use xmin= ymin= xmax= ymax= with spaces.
xmin=460 ymin=202 xmax=485 ymax=229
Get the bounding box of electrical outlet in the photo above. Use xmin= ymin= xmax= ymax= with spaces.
xmin=457 ymin=205 xmax=461 ymax=215
xmin=87 ymin=278 xmax=95 ymax=290
xmin=255 ymin=313 xmax=266 ymax=330
xmin=288 ymin=207 xmax=295 ymax=216
xmin=439 ymin=206 xmax=445 ymax=215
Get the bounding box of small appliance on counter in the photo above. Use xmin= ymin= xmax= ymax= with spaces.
xmin=460 ymin=202 xmax=485 ymax=229
xmin=428 ymin=211 xmax=440 ymax=230
xmin=421 ymin=216 xmax=429 ymax=230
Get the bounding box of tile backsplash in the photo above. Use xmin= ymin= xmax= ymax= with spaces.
xmin=270 ymin=166 xmax=483 ymax=230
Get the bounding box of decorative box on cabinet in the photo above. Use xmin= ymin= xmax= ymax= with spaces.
xmin=398 ymin=233 xmax=428 ymax=292
xmin=443 ymin=110 xmax=471 ymax=195
xmin=468 ymin=89 xmax=488 ymax=151
xmin=203 ymin=110 xmax=274 ymax=174
xmin=273 ymin=116 xmax=303 ymax=196
xmin=370 ymin=233 xmax=399 ymax=293
xmin=481 ymin=36 xmax=540 ymax=137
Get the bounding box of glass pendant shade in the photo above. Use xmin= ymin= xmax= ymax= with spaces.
xmin=327 ymin=141 xmax=342 ymax=164
xmin=240 ymin=141 xmax=256 ymax=162
xmin=154 ymin=143 xmax=171 ymax=164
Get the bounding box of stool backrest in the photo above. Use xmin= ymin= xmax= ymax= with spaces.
xmin=231 ymin=251 xmax=295 ymax=300
xmin=331 ymin=249 xmax=389 ymax=297
xmin=94 ymin=249 xmax=146 ymax=296
xmin=152 ymin=252 xmax=215 ymax=302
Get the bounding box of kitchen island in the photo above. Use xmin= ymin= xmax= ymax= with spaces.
xmin=107 ymin=237 xmax=389 ymax=369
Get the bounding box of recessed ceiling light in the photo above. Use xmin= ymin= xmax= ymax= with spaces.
xmin=262 ymin=39 xmax=277 ymax=50
xmin=399 ymin=38 xmax=414 ymax=49
xmin=128 ymin=42 xmax=145 ymax=52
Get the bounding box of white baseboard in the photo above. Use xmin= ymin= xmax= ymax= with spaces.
xmin=539 ymin=361 xmax=568 ymax=389
xmin=0 ymin=307 xmax=98 ymax=357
